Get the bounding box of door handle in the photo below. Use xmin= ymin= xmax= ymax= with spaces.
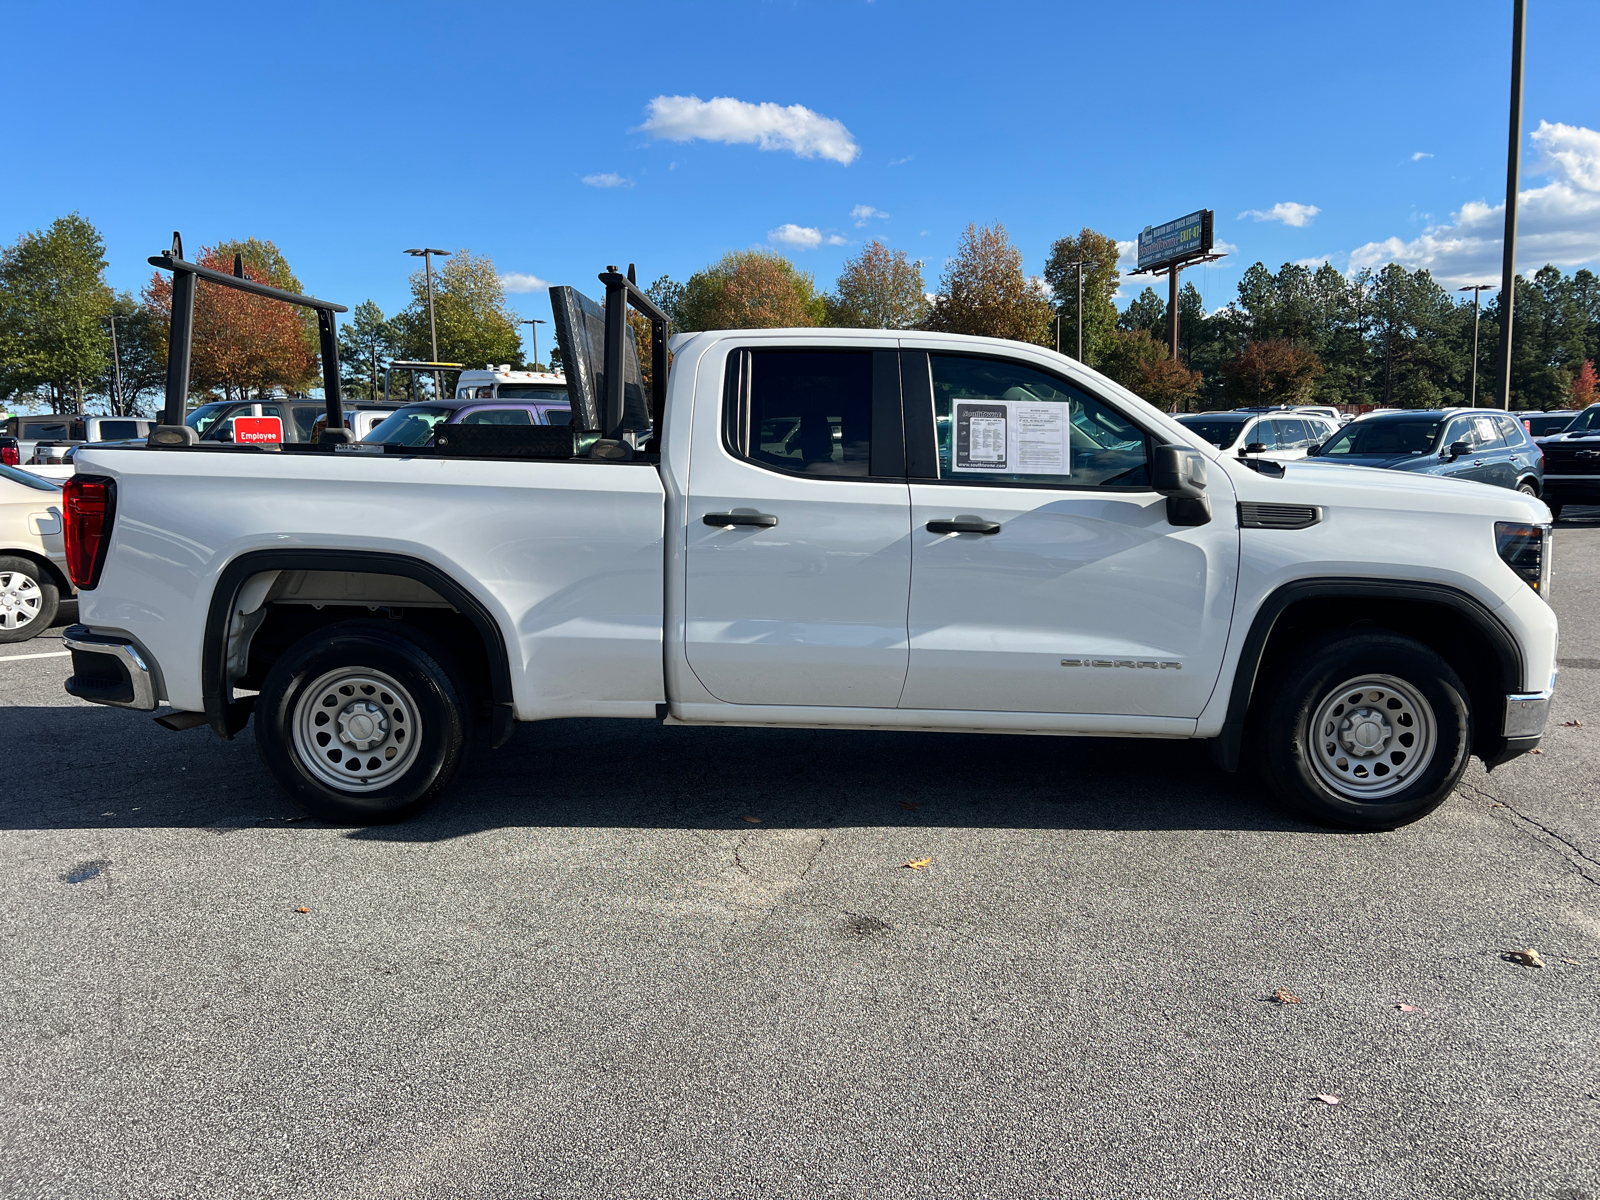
xmin=927 ymin=517 xmax=1001 ymax=535
xmin=703 ymin=511 xmax=778 ymax=528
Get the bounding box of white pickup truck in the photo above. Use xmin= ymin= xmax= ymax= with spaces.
xmin=57 ymin=264 xmax=1558 ymax=832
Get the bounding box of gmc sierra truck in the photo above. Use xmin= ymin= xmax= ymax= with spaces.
xmin=57 ymin=247 xmax=1558 ymax=831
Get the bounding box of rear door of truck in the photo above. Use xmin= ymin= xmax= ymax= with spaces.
xmin=682 ymin=340 xmax=912 ymax=708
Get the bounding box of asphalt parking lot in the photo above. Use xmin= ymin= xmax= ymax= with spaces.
xmin=3 ymin=522 xmax=1598 ymax=1200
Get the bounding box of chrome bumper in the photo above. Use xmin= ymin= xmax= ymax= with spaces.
xmin=1503 ymin=690 xmax=1552 ymax=739
xmin=62 ymin=625 xmax=159 ymax=711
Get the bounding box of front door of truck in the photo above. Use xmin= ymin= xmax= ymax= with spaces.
xmin=683 ymin=345 xmax=912 ymax=708
xmin=897 ymin=348 xmax=1238 ymax=718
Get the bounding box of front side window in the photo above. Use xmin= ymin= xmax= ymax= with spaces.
xmin=931 ymin=354 xmax=1148 ymax=488
xmin=1319 ymin=419 xmax=1444 ymax=457
xmin=1564 ymin=406 xmax=1600 ymax=434
xmin=185 ymin=403 xmax=235 ymax=438
xmin=731 ymin=350 xmax=873 ymax=477
xmin=1246 ymin=420 xmax=1278 ymax=451
xmin=459 ymin=407 xmax=533 ymax=426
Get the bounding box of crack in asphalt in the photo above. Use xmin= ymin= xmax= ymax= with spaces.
xmin=1460 ymin=780 xmax=1600 ymax=889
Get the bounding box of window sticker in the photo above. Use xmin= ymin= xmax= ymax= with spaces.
xmin=954 ymin=400 xmax=1070 ymax=476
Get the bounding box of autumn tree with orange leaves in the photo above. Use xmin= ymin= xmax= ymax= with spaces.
xmin=143 ymin=239 xmax=318 ymax=403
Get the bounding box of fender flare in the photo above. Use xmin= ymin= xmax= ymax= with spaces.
xmin=1212 ymin=577 xmax=1524 ymax=772
xmin=201 ymin=549 xmax=516 ymax=747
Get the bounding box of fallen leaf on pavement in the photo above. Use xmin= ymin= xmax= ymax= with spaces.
xmin=295 ymin=907 xmax=309 ymax=914
xmin=1397 ymin=1004 xmax=1418 ymax=1012
xmin=1273 ymin=989 xmax=1301 ymax=1005
xmin=1529 ymin=748 xmax=1544 ymax=754
xmin=1491 ymin=802 xmax=1507 ymax=808
xmin=899 ymin=802 xmax=921 ymax=810
xmin=1504 ymin=948 xmax=1545 ymax=968
xmin=1562 ymin=958 xmax=1580 ymax=965
xmin=741 ymin=816 xmax=762 ymax=824
xmin=902 ymin=858 xmax=933 ymax=869
xmin=1313 ymin=1095 xmax=1340 ymax=1105
xmin=1561 ymin=720 xmax=1583 ymax=727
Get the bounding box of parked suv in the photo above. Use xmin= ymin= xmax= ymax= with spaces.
xmin=1534 ymin=402 xmax=1600 ymax=517
xmin=184 ymin=399 xmax=405 ymax=444
xmin=362 ymin=395 xmax=573 ymax=446
xmin=1307 ymin=408 xmax=1543 ymax=496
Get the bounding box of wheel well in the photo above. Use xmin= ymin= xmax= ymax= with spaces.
xmin=204 ymin=552 xmax=515 ymax=745
xmin=1247 ymin=596 xmax=1510 ymax=760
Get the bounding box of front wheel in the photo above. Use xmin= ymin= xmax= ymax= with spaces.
xmin=1261 ymin=632 xmax=1471 ymax=830
xmin=255 ymin=622 xmax=467 ymax=823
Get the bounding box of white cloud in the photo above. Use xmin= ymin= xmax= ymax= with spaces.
xmin=851 ymin=204 xmax=888 ymax=227
xmin=500 ymin=273 xmax=550 ymax=293
xmin=1238 ymin=202 xmax=1321 ymax=227
xmin=1294 ymin=254 xmax=1336 ymax=269
xmin=1411 ymin=152 xmax=1434 ymax=161
xmin=1347 ymin=120 xmax=1600 ymax=286
xmin=768 ymin=224 xmax=848 ymax=249
xmin=582 ymin=172 xmax=632 ymax=188
xmin=638 ymin=95 xmax=859 ymax=164
xmin=888 ymin=155 xmax=913 ymax=167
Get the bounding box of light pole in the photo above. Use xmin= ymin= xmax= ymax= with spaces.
xmin=520 ymin=318 xmax=547 ymax=369
xmin=1459 ymin=284 xmax=1495 ymax=407
xmin=103 ymin=311 xmax=126 ymax=415
xmin=1497 ymin=0 xmax=1526 ymax=411
xmin=405 ymin=247 xmax=450 ymax=396
xmin=1056 ymin=260 xmax=1086 ymax=360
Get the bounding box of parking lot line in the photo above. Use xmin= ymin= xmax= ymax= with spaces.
xmin=0 ymin=650 xmax=71 ymax=661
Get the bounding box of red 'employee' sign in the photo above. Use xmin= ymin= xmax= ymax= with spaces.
xmin=232 ymin=416 xmax=282 ymax=445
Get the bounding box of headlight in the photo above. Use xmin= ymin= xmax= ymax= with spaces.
xmin=1495 ymin=521 xmax=1552 ymax=599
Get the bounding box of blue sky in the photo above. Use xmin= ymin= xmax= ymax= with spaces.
xmin=4 ymin=0 xmax=1598 ymax=359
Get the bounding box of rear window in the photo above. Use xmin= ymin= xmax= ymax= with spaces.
xmin=1175 ymin=417 xmax=1248 ymax=449
xmin=22 ymin=421 xmax=77 ymax=440
xmin=495 ymin=387 xmax=568 ymax=401
xmin=1315 ymin=419 xmax=1443 ymax=457
xmin=96 ymin=420 xmax=140 ymax=440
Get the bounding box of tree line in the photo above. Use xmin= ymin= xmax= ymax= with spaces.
xmin=4 ymin=212 xmax=1597 ymax=416
xmin=0 ymin=214 xmax=528 ymax=414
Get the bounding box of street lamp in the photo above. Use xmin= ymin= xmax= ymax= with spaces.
xmin=405 ymin=247 xmax=450 ymax=396
xmin=520 ymin=318 xmax=547 ymax=369
xmin=1056 ymin=260 xmax=1086 ymax=361
xmin=1459 ymin=284 xmax=1496 ymax=408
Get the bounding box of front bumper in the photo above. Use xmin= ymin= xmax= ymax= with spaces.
xmin=62 ymin=625 xmax=159 ymax=710
xmin=1504 ymin=689 xmax=1552 ymax=739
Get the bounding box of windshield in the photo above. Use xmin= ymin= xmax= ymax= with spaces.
xmin=363 ymin=404 xmax=452 ymax=446
xmin=1176 ymin=417 xmax=1248 ymax=449
xmin=1315 ymin=419 xmax=1443 ymax=457
xmin=1563 ymin=406 xmax=1600 ymax=434
xmin=0 ymin=463 xmax=62 ymax=491
xmin=184 ymin=403 xmax=237 ymax=438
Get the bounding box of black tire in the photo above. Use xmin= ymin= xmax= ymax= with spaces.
xmin=1261 ymin=632 xmax=1471 ymax=831
xmin=1517 ymin=480 xmax=1538 ymax=498
xmin=255 ymin=621 xmax=467 ymax=823
xmin=0 ymin=555 xmax=59 ymax=643
xmin=1547 ymin=500 xmax=1564 ymax=521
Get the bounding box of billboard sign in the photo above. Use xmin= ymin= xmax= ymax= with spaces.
xmin=1137 ymin=210 xmax=1213 ymax=272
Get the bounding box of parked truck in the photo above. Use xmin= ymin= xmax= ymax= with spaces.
xmin=57 ymin=242 xmax=1557 ymax=831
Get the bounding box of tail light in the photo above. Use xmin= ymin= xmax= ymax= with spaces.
xmin=0 ymin=444 xmax=16 ymax=466
xmin=63 ymin=475 xmax=117 ymax=589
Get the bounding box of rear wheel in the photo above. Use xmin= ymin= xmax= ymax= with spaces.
xmin=1261 ymin=632 xmax=1470 ymax=830
xmin=1517 ymin=480 xmax=1539 ymax=498
xmin=0 ymin=556 xmax=58 ymax=643
xmin=255 ymin=622 xmax=467 ymax=823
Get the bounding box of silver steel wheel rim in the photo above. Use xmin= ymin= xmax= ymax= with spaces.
xmin=291 ymin=667 xmax=422 ymax=793
xmin=1306 ymin=673 xmax=1437 ymax=802
xmin=0 ymin=571 xmax=42 ymax=630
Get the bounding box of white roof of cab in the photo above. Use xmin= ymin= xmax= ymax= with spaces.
xmin=456 ymin=367 xmax=566 ymax=386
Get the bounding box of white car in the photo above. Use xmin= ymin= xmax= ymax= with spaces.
xmin=0 ymin=464 xmax=69 ymax=641
xmin=64 ymin=318 xmax=1556 ymax=833
xmin=1175 ymin=411 xmax=1340 ymax=461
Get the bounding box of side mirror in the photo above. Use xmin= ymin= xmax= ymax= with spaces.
xmin=1238 ymin=442 xmax=1268 ymax=457
xmin=1154 ymin=444 xmax=1211 ymax=527
xmin=1446 ymin=439 xmax=1471 ymax=461
xmin=1306 ymin=442 xmax=1323 ymax=456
